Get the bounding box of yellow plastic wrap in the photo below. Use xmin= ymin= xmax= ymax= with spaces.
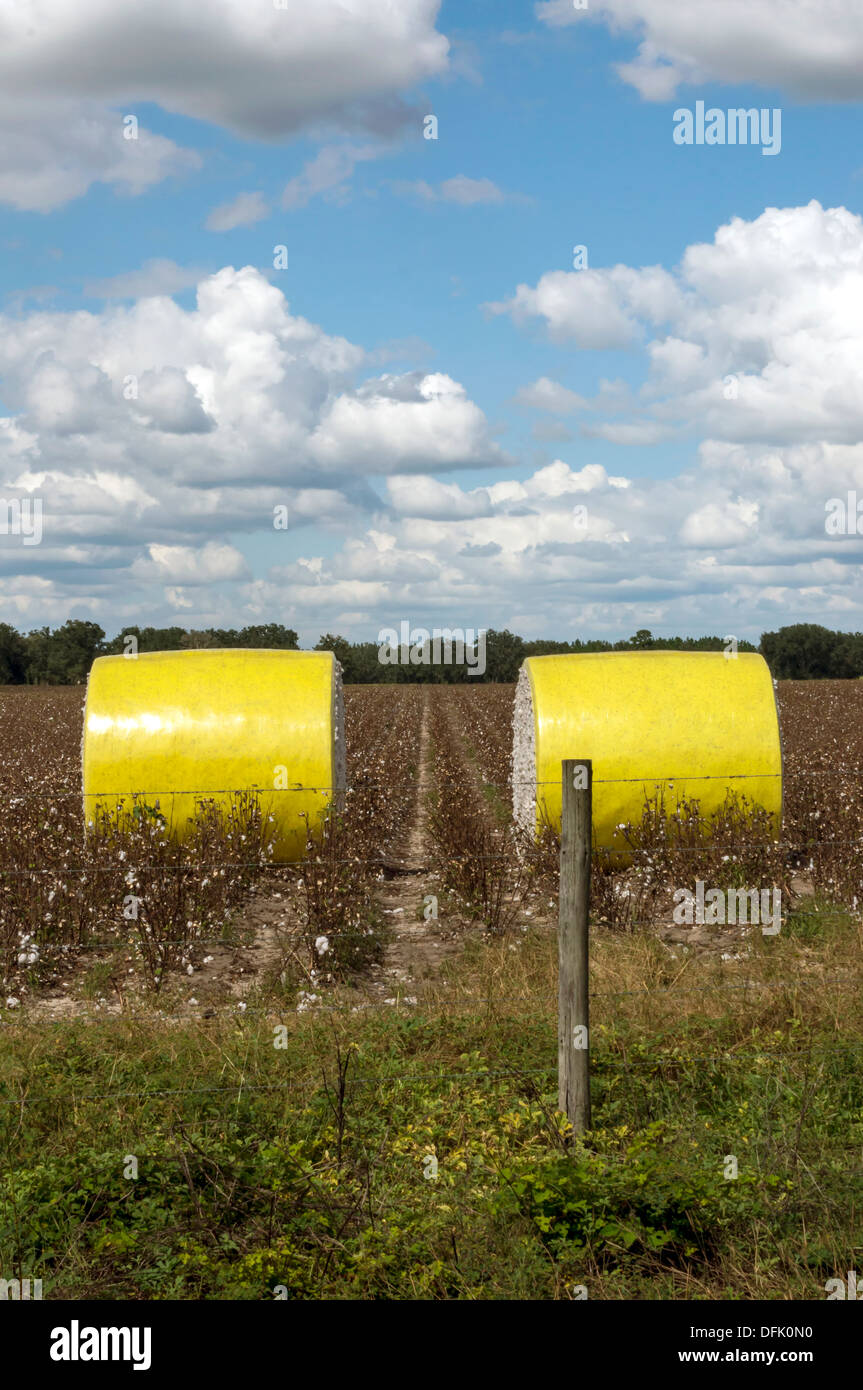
xmin=513 ymin=651 xmax=782 ymax=849
xmin=82 ymin=648 xmax=344 ymax=862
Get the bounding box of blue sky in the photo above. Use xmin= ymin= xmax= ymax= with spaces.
xmin=1 ymin=0 xmax=863 ymax=645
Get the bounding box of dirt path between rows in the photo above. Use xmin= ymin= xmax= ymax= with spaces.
xmin=360 ymin=687 xmax=464 ymax=1002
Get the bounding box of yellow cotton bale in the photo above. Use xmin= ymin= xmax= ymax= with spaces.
xmin=82 ymin=648 xmax=345 ymax=862
xmin=512 ymin=651 xmax=782 ymax=849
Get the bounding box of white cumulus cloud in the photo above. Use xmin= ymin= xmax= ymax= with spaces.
xmin=536 ymin=0 xmax=863 ymax=102
xmin=0 ymin=0 xmax=450 ymax=208
xmin=134 ymin=542 xmax=250 ymax=585
xmin=0 ymin=99 xmax=199 ymax=213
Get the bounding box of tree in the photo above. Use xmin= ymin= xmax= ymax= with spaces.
xmin=102 ymin=626 xmax=186 ymax=656
xmin=315 ymin=635 xmax=384 ymax=683
xmin=760 ymin=624 xmax=842 ymax=680
xmin=0 ymin=623 xmax=28 ymax=683
xmin=483 ymin=629 xmax=525 ymax=683
xmin=830 ymin=632 xmax=863 ymax=679
xmin=237 ymin=624 xmax=299 ymax=649
xmin=315 ymin=633 xmax=354 ymax=671
xmin=25 ymin=620 xmax=105 ymax=684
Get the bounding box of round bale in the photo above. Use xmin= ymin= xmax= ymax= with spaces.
xmin=512 ymin=650 xmax=782 ymax=849
xmin=82 ymin=648 xmax=345 ymax=862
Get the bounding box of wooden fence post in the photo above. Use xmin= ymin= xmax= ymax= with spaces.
xmin=558 ymin=759 xmax=592 ymax=1134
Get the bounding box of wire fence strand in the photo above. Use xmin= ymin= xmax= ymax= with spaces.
xmin=5 ymin=1041 xmax=863 ymax=1111
xmin=10 ymin=761 xmax=863 ymax=803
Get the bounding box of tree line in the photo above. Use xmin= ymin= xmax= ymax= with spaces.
xmin=0 ymin=619 xmax=861 ymax=685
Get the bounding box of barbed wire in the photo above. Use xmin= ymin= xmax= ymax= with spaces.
xmin=0 ymin=1065 xmax=557 ymax=1107
xmin=4 ymin=1041 xmax=863 ymax=1112
xmin=9 ymin=762 xmax=863 ymax=804
xmin=587 ymin=840 xmax=863 ymax=855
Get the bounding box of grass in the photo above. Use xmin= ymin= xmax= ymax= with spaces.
xmin=1 ymin=897 xmax=860 ymax=1300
